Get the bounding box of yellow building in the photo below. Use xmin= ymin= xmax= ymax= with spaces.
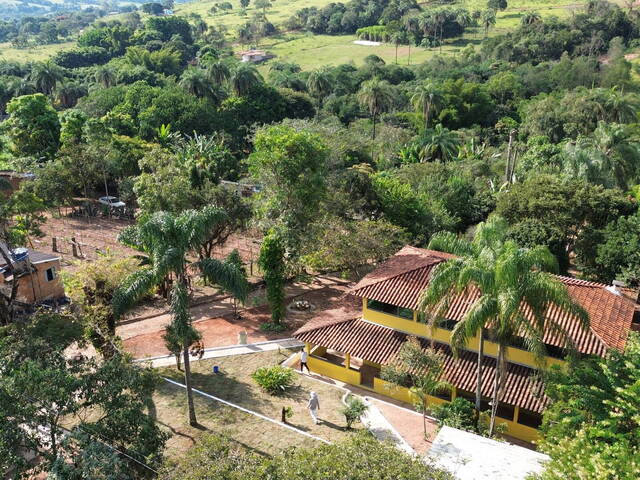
xmin=294 ymin=246 xmax=638 ymax=444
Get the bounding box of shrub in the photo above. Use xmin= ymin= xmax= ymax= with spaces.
xmin=433 ymin=397 xmax=476 ymax=431
xmin=259 ymin=321 xmax=287 ymax=333
xmin=251 ymin=365 xmax=295 ymax=394
xmin=341 ymin=395 xmax=367 ymax=428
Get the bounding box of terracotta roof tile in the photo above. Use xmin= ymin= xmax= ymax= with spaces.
xmin=350 ymin=247 xmax=636 ymax=354
xmin=294 ymin=318 xmax=547 ymax=413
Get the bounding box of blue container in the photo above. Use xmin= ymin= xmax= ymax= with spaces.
xmin=213 ymin=366 xmax=219 ymax=374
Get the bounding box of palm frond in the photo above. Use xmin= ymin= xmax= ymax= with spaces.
xmin=177 ymin=206 xmax=228 ymax=250
xmin=451 ymin=295 xmax=497 ymax=355
xmin=197 ymin=258 xmax=249 ymax=302
xmin=428 ymin=231 xmax=475 ymax=257
xmin=113 ymin=268 xmax=161 ymax=318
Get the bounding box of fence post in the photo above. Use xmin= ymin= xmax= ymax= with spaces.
xmin=52 ymin=237 xmax=57 ymax=253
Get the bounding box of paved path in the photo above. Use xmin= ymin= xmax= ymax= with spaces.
xmin=360 ymin=397 xmax=416 ymax=455
xmin=135 ymin=338 xmax=304 ymax=367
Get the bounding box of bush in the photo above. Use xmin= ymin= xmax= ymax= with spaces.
xmin=341 ymin=395 xmax=367 ymax=428
xmin=259 ymin=321 xmax=288 ymax=333
xmin=251 ymin=365 xmax=295 ymax=394
xmin=433 ymin=397 xmax=476 ymax=431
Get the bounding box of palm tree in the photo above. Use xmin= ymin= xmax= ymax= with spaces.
xmin=306 ymin=67 xmax=332 ymax=107
xmin=29 ymin=60 xmax=64 ymax=96
xmin=113 ymin=207 xmax=249 ymax=426
xmin=55 ymin=82 xmax=88 ymax=108
xmin=603 ymin=87 xmax=639 ymax=124
xmin=94 ymin=65 xmax=117 ymax=88
xmin=356 ymin=77 xmax=395 ymax=140
xmin=571 ymin=122 xmax=640 ymax=190
xmin=419 ymin=216 xmax=589 ymax=435
xmin=411 ymin=82 xmax=444 ymax=130
xmin=520 ymin=11 xmax=541 ymax=26
xmin=206 ymin=61 xmax=231 ymax=86
xmin=481 ymin=9 xmax=497 ymax=37
xmin=230 ymin=64 xmax=263 ymax=96
xmin=420 ymin=124 xmax=461 ymax=162
xmin=179 ymin=67 xmax=219 ymax=101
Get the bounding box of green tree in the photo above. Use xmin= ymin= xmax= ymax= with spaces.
xmin=179 ymin=67 xmax=220 ymax=102
xmin=225 ymin=249 xmax=247 ymax=318
xmin=419 ymin=124 xmax=461 ymax=162
xmin=568 ymin=122 xmax=640 ymax=190
xmin=113 ymin=207 xmax=249 ymax=426
xmin=496 ymin=175 xmax=636 ymax=258
xmin=94 ymin=65 xmax=117 ymax=88
xmin=411 ymin=82 xmax=444 ymax=129
xmin=2 ymin=93 xmax=60 ymax=158
xmin=258 ymin=230 xmax=286 ymax=324
xmin=306 ymin=67 xmax=332 ymax=107
xmin=206 ymin=60 xmax=231 ymax=86
xmin=357 ymin=77 xmax=395 ymax=139
xmin=536 ymin=333 xmax=640 ymax=480
xmin=0 ymin=313 xmax=167 ymax=477
xmin=481 ymin=9 xmax=496 ymax=36
xmin=160 ymin=432 xmax=453 ymax=480
xmin=419 ymin=216 xmax=588 ymax=434
xmin=248 ymin=124 xmax=327 ymax=252
xmin=576 ymin=212 xmax=640 ymax=286
xmin=230 ymin=63 xmax=263 ymax=96
xmin=381 ymin=337 xmax=450 ymax=437
xmin=487 ymin=0 xmax=506 ymax=10
xmin=64 ymin=254 xmax=141 ymax=358
xmin=29 ymin=60 xmax=64 ymax=96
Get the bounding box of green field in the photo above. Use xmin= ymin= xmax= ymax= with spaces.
xmin=0 ymin=41 xmax=76 ymax=62
xmin=0 ymin=0 xmax=601 ymax=68
xmin=174 ymin=0 xmax=588 ymax=71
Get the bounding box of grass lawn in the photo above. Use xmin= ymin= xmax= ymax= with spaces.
xmin=0 ymin=41 xmax=76 ymax=62
xmin=155 ymin=349 xmax=362 ymax=458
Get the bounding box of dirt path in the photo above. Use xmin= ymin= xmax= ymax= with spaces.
xmin=121 ymin=276 xmax=352 ymax=359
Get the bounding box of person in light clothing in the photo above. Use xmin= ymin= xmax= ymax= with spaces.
xmin=307 ymin=391 xmax=320 ymax=424
xmin=300 ymin=349 xmax=310 ymax=373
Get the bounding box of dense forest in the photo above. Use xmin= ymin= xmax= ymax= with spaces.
xmin=1 ymin=0 xmax=640 ymax=477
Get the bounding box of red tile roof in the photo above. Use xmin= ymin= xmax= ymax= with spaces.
xmin=350 ymin=246 xmax=636 ymax=355
xmin=295 ymin=318 xmax=547 ymax=413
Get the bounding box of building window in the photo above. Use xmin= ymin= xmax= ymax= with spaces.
xmin=45 ymin=267 xmax=56 ymax=282
xmin=517 ymin=409 xmax=542 ymax=428
xmin=433 ymin=388 xmax=452 ymax=401
xmin=366 ymin=299 xmax=413 ymax=320
xmin=457 ymin=390 xmax=514 ymax=420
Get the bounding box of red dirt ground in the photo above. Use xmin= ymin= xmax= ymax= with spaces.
xmin=123 ymin=282 xmax=356 ymax=358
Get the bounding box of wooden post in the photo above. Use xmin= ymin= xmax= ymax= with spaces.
xmin=281 ymin=406 xmax=286 ymax=423
xmin=71 ymin=238 xmax=78 ymax=258
xmin=52 ymin=237 xmax=57 ymax=253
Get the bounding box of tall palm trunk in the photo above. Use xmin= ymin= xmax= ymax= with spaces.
xmin=183 ymin=344 xmax=198 ymax=426
xmin=372 ymin=113 xmax=377 ymax=140
xmin=475 ymin=331 xmax=484 ymax=413
xmin=489 ymin=343 xmax=504 ymax=436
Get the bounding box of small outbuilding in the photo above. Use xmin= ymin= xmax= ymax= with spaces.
xmin=238 ymin=49 xmax=272 ymax=63
xmin=0 ymin=244 xmax=65 ymax=306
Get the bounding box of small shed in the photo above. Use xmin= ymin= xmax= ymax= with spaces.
xmin=239 ymin=49 xmax=271 ymax=63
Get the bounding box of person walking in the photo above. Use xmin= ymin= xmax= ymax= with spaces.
xmin=307 ymin=391 xmax=320 ymax=424
xmin=300 ymin=349 xmax=310 ymax=373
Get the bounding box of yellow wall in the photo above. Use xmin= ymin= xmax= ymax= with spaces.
xmin=308 ymin=355 xmax=361 ymax=385
xmin=362 ymin=299 xmax=564 ymax=369
xmin=308 ymin=353 xmax=538 ymax=443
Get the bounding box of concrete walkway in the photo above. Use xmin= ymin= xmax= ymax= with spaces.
xmin=361 ymin=397 xmax=416 ymax=455
xmin=134 ymin=338 xmax=304 ymax=367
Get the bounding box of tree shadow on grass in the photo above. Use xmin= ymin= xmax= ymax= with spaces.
xmin=280 ymin=384 xmax=308 ymax=402
xmin=189 ymin=371 xmax=260 ymax=406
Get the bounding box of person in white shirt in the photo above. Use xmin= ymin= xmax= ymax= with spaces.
xmin=307 ymin=391 xmax=320 ymax=424
xmin=300 ymin=349 xmax=310 ymax=373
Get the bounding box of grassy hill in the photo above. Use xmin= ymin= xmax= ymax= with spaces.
xmin=0 ymin=0 xmax=603 ymax=67
xmin=176 ymin=0 xmax=589 ymax=70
